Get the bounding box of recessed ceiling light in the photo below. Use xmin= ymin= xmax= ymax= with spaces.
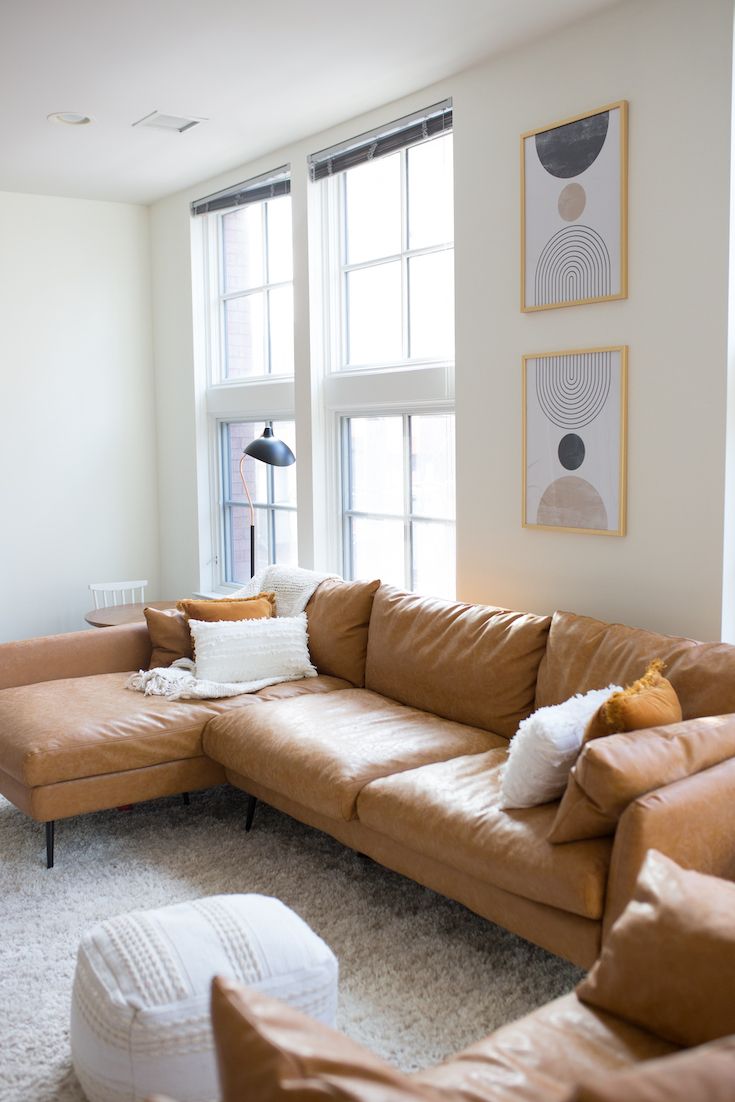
xmin=47 ymin=111 xmax=93 ymax=126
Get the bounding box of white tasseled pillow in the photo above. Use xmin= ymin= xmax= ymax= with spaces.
xmin=189 ymin=613 xmax=317 ymax=684
xmin=499 ymin=684 xmax=622 ymax=809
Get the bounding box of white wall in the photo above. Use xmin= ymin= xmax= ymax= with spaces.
xmin=150 ymin=0 xmax=733 ymax=642
xmin=0 ymin=192 xmax=159 ymax=642
xmin=455 ymin=0 xmax=732 ymax=641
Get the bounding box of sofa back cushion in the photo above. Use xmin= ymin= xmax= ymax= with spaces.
xmin=305 ymin=578 xmax=380 ymax=687
xmin=145 ymin=608 xmax=194 ymax=669
xmin=577 ymin=850 xmax=735 ymax=1047
xmin=536 ymin=610 xmax=735 ymax=719
xmin=210 ymin=976 xmax=441 ymax=1102
xmin=364 ymin=586 xmax=551 ymax=738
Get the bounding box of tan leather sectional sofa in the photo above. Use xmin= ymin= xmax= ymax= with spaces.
xmin=2 ymin=578 xmax=735 ymax=969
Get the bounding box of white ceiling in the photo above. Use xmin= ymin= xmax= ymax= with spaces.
xmin=1 ymin=0 xmax=620 ymax=206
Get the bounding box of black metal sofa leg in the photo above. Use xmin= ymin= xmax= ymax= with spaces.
xmin=45 ymin=821 xmax=55 ymax=869
xmin=182 ymin=792 xmax=191 ymax=806
xmin=245 ymin=795 xmax=257 ymax=832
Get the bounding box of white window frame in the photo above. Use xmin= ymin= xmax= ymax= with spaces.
xmin=204 ymin=197 xmax=294 ymax=388
xmin=310 ymin=125 xmax=455 ymax=589
xmin=335 ymin=150 xmax=454 ymax=373
xmin=340 ymin=408 xmax=455 ymax=590
xmin=193 ymin=168 xmax=297 ymax=594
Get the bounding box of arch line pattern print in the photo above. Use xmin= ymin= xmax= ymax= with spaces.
xmin=534 ymin=225 xmax=611 ymax=308
xmin=536 ymin=351 xmax=612 ymax=429
xmin=523 ymin=346 xmax=627 ymax=536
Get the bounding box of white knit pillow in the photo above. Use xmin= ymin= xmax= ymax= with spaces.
xmin=499 ymin=685 xmax=622 ymax=809
xmin=190 ymin=613 xmax=317 ymax=684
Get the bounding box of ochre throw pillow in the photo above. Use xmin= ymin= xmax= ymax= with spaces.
xmin=177 ymin=593 xmax=276 ymax=622
xmin=568 ymin=1036 xmax=735 ymax=1102
xmin=145 ymin=607 xmax=193 ymax=669
xmin=211 ymin=976 xmax=444 ymax=1102
xmin=584 ymin=659 xmax=682 ymax=742
xmin=576 ymin=851 xmax=735 ymax=1047
xmin=548 ymin=713 xmax=735 ymax=843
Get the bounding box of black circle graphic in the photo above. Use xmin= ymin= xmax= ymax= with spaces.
xmin=535 ymin=111 xmax=609 ymax=179
xmin=558 ymin=433 xmax=586 ymax=470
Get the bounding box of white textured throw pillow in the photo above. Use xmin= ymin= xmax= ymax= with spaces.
xmin=499 ymin=685 xmax=622 ymax=809
xmin=189 ymin=613 xmax=317 ymax=684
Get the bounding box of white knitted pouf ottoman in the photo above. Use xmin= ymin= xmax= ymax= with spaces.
xmin=70 ymin=894 xmax=338 ymax=1102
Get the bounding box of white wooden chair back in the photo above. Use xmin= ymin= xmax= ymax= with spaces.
xmin=89 ymin=580 xmax=148 ymax=609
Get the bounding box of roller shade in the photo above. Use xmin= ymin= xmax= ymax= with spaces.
xmin=191 ymin=165 xmax=290 ymax=216
xmin=308 ymin=100 xmax=452 ymax=182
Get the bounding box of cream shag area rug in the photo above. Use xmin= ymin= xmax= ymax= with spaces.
xmin=1 ymin=786 xmax=583 ymax=1100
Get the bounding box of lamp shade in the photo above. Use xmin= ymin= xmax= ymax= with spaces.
xmin=244 ymin=425 xmax=295 ymax=467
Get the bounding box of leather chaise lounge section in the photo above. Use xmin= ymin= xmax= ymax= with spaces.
xmin=2 ymin=579 xmax=735 ymax=970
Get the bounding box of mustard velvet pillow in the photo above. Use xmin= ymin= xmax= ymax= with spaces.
xmin=210 ymin=976 xmax=442 ymax=1102
xmin=177 ymin=593 xmax=276 ymax=622
xmin=145 ymin=607 xmax=193 ymax=669
xmin=548 ymin=660 xmax=684 ymax=844
xmin=583 ymin=659 xmax=682 ymax=742
xmin=577 ymin=851 xmax=735 ymax=1047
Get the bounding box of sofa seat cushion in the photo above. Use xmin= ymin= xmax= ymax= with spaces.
xmin=414 ymin=994 xmax=677 ymax=1102
xmin=357 ymin=750 xmax=612 ymax=919
xmin=203 ymin=689 xmax=504 ymax=822
xmin=253 ymin=675 xmax=351 ymax=701
xmin=0 ymin=672 xmax=266 ymax=787
xmin=536 ymin=610 xmax=735 ymax=719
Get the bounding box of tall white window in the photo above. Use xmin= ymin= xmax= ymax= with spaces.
xmin=192 ymin=167 xmax=297 ymax=590
xmin=310 ymin=101 xmax=456 ymax=597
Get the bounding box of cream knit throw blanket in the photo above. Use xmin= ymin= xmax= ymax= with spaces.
xmin=231 ymin=564 xmax=337 ymax=616
xmin=126 ymin=660 xmax=298 ymax=701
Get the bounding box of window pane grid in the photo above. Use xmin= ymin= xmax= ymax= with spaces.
xmin=335 ymin=134 xmax=453 ymax=372
xmin=217 ymin=195 xmax=293 ymax=380
xmin=342 ymin=413 xmax=455 ymax=597
xmin=220 ymin=278 xmax=293 ymax=301
xmin=341 ymin=240 xmax=453 ymax=275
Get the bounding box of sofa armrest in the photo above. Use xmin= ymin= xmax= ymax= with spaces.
xmin=603 ymin=756 xmax=735 ymax=937
xmin=0 ymin=624 xmax=152 ymax=690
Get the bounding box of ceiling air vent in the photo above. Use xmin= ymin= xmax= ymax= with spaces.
xmin=132 ymin=110 xmax=206 ymax=133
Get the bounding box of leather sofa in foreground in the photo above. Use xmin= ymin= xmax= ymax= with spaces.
xmin=2 ymin=579 xmax=735 ymax=968
xmin=153 ymin=852 xmax=735 ymax=1102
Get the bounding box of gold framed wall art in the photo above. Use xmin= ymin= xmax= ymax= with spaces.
xmin=521 ymin=101 xmax=628 ymax=312
xmin=522 ymin=346 xmax=627 ymax=535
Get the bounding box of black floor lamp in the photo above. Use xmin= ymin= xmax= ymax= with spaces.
xmin=239 ymin=424 xmax=296 ymax=578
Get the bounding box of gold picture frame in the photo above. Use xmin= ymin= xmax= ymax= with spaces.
xmin=522 ymin=345 xmax=627 ymax=535
xmin=521 ymin=101 xmax=628 ymax=312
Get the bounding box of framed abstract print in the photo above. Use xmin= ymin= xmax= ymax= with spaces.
xmin=523 ymin=346 xmax=627 ymax=535
xmin=521 ymin=101 xmax=628 ymax=311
